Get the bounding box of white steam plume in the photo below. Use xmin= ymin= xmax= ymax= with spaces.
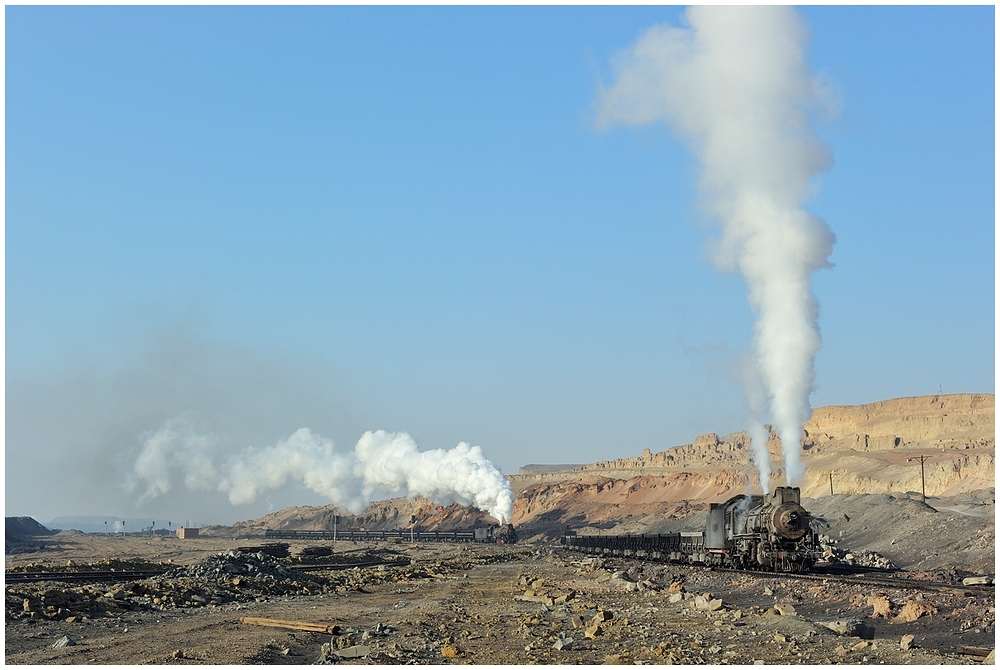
xmin=130 ymin=418 xmax=515 ymax=524
xmin=739 ymin=352 xmax=771 ymax=493
xmin=597 ymin=6 xmax=835 ymax=487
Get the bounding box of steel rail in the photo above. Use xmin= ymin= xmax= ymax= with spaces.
xmin=5 ymin=558 xmax=412 ymax=584
xmin=706 ymin=566 xmax=994 ymax=597
xmin=294 ymin=558 xmax=412 ymax=571
xmin=5 ymin=569 xmax=170 ymax=584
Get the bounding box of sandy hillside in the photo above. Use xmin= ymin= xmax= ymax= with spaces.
xmin=509 ymin=393 xmax=993 ymax=507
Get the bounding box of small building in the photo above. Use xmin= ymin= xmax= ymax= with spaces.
xmin=176 ymin=527 xmax=199 ymax=539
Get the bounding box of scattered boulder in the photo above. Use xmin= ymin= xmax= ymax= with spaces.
xmin=774 ymin=603 xmax=797 ymax=616
xmin=900 ymin=635 xmax=915 ymax=651
xmin=335 ymin=645 xmax=371 ymax=659
xmin=52 ymin=636 xmax=75 ymax=649
xmin=819 ymin=619 xmax=874 ymax=639
xmin=896 ymin=601 xmax=936 ymax=623
xmin=553 ymin=638 xmax=574 ymax=651
xmin=868 ymin=595 xmax=892 ymax=618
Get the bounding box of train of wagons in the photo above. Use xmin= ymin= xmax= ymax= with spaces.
xmin=264 ymin=523 xmax=518 ymax=544
xmin=562 ymin=486 xmax=820 ymax=573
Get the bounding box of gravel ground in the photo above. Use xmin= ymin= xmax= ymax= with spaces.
xmin=4 ymin=540 xmax=994 ymax=665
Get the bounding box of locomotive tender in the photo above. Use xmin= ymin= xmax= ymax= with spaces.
xmin=562 ymin=486 xmax=819 ymax=572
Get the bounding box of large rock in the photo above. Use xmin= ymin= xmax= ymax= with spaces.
xmin=819 ymin=619 xmax=873 ymax=638
xmin=868 ymin=596 xmax=892 ymax=618
xmin=896 ymin=601 xmax=936 ymax=623
xmin=335 ymin=645 xmax=371 ymax=659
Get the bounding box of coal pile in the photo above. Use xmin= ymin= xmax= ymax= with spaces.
xmin=235 ymin=543 xmax=290 ymax=559
xmin=162 ymin=549 xmax=308 ymax=583
xmin=5 ymin=516 xmax=57 ymax=554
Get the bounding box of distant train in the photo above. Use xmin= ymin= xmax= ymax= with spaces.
xmin=562 ymin=486 xmax=820 ymax=573
xmin=264 ymin=523 xmax=518 ymax=544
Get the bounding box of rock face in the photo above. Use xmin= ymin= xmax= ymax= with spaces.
xmin=508 ymin=394 xmax=993 ymax=516
xmin=502 ymin=394 xmax=993 ymax=543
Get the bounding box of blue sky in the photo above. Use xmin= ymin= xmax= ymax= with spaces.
xmin=6 ymin=6 xmax=994 ymax=524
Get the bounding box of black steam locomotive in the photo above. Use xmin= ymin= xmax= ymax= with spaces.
xmin=562 ymin=486 xmax=819 ymax=573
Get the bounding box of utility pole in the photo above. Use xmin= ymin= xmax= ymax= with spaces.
xmin=410 ymin=515 xmax=417 ymax=544
xmin=333 ymin=515 xmax=338 ymax=546
xmin=828 ymin=472 xmax=834 ymax=496
xmin=907 ymin=455 xmax=930 ymax=502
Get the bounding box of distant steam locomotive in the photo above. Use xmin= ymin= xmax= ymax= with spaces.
xmin=264 ymin=523 xmax=518 ymax=544
xmin=562 ymin=486 xmax=819 ymax=573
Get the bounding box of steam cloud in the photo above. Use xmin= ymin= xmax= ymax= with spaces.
xmin=131 ymin=417 xmax=515 ymax=524
xmin=597 ymin=6 xmax=835 ymax=489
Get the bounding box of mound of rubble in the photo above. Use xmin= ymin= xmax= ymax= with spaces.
xmin=4 ymin=546 xmax=537 ymax=625
xmin=816 ymin=534 xmax=895 ymax=569
xmin=162 ymin=550 xmax=307 ymax=582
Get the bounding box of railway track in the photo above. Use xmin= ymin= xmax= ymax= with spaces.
xmin=5 ymin=557 xmax=413 ymax=584
xmin=296 ymin=558 xmax=412 ymax=572
xmin=5 ymin=570 xmax=170 ymax=584
xmin=708 ymin=565 xmax=994 ymax=597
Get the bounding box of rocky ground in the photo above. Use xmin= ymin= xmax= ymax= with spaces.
xmin=4 ymin=536 xmax=995 ymax=665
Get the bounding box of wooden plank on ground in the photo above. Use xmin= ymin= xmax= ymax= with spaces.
xmin=956 ymin=646 xmax=992 ymax=658
xmin=239 ymin=616 xmax=341 ymax=634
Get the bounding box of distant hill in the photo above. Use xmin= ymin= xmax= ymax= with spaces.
xmin=47 ymin=516 xmax=176 ymax=534
xmin=6 ymin=516 xmax=56 ymax=538
xmin=5 ymin=516 xmax=57 ymax=554
xmin=518 ymin=464 xmax=584 ymax=474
